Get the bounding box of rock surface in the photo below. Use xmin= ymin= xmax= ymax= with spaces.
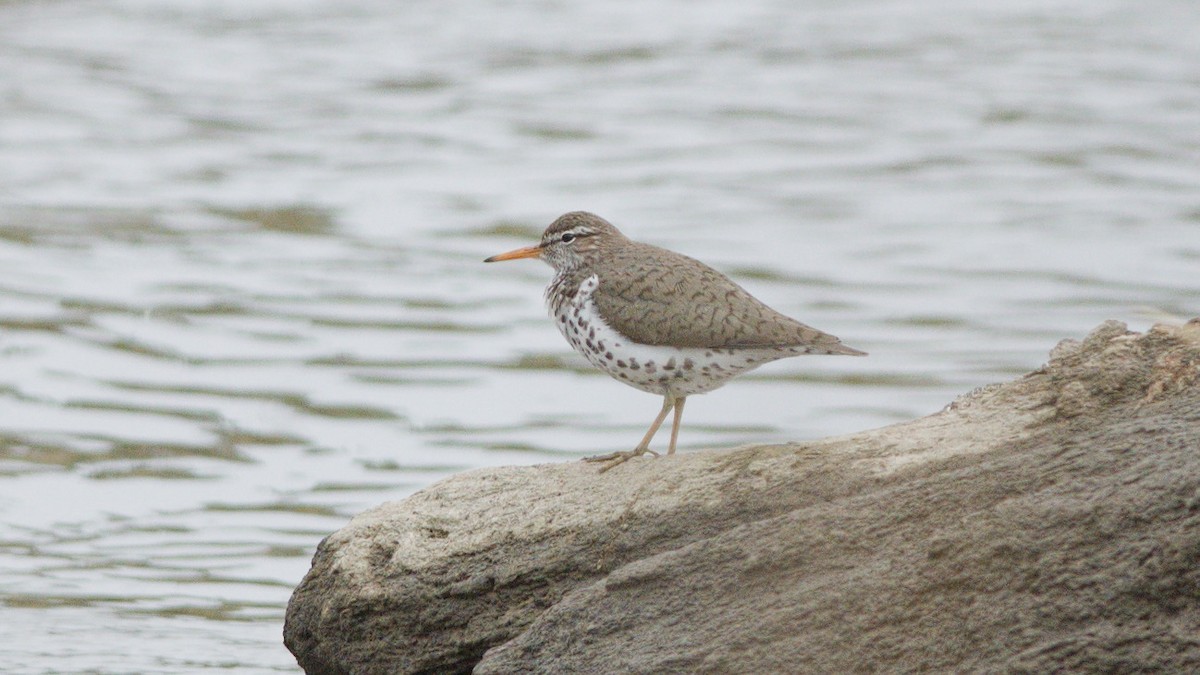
xmin=284 ymin=320 xmax=1200 ymax=674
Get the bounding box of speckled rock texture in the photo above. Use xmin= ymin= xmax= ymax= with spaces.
xmin=284 ymin=319 xmax=1200 ymax=674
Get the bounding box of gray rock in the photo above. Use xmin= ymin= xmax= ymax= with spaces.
xmin=284 ymin=319 xmax=1200 ymax=674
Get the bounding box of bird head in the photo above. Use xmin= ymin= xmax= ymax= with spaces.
xmin=484 ymin=211 xmax=624 ymax=272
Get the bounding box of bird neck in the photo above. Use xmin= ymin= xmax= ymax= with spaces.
xmin=545 ymin=265 xmax=594 ymax=315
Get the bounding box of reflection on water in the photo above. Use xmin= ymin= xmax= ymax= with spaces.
xmin=2 ymin=0 xmax=1199 ymax=672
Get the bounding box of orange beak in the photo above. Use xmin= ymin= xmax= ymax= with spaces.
xmin=483 ymin=244 xmax=542 ymax=263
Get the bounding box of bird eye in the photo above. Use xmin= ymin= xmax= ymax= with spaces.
xmin=560 ymin=233 xmax=576 ymax=243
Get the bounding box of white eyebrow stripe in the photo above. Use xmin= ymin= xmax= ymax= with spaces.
xmin=546 ymin=227 xmax=591 ymax=243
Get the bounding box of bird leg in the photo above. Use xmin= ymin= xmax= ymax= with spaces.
xmin=585 ymin=396 xmax=673 ymax=471
xmin=667 ymin=396 xmax=686 ymax=455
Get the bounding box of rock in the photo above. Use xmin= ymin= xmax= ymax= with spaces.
xmin=284 ymin=319 xmax=1200 ymax=674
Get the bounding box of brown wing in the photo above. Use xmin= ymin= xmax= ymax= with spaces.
xmin=591 ymin=242 xmax=864 ymax=354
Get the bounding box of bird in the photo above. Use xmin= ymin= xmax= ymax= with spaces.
xmin=484 ymin=211 xmax=866 ymax=470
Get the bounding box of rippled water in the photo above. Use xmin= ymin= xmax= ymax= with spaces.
xmin=2 ymin=0 xmax=1198 ymax=671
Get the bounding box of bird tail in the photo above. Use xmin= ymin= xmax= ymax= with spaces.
xmin=830 ymin=342 xmax=868 ymax=356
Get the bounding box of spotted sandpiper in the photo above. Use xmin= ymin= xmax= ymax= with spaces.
xmin=485 ymin=211 xmax=866 ymax=470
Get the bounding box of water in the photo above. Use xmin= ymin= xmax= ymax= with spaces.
xmin=1 ymin=0 xmax=1198 ymax=672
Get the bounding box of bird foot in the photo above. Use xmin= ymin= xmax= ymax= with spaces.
xmin=584 ymin=447 xmax=659 ymax=473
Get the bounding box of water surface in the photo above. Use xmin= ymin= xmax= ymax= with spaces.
xmin=1 ymin=0 xmax=1198 ymax=672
